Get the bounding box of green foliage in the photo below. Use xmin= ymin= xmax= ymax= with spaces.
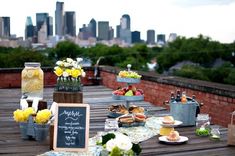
xmin=132 ymin=143 xmax=142 ymax=155
xmin=55 ymin=41 xmax=81 ymax=59
xmin=224 ymin=69 xmax=235 ymax=85
xmin=173 ymin=65 xmax=209 ymax=81
xmin=110 ymin=146 xmax=122 ymax=156
xmin=174 ymin=64 xmax=235 ymax=85
xmin=102 ymin=133 xmax=115 ymax=145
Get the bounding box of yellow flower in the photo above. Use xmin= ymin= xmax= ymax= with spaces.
xmin=71 ymin=69 xmax=81 ymax=78
xmin=35 ymin=109 xmax=51 ymax=124
xmin=65 ymin=69 xmax=72 ymax=76
xmin=54 ymin=67 xmax=63 ymax=77
xmin=23 ymin=107 xmax=35 ymax=121
xmin=13 ymin=109 xmax=26 ymax=122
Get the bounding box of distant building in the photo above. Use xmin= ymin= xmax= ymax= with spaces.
xmin=38 ymin=22 xmax=47 ymax=44
xmin=168 ymin=33 xmax=177 ymax=42
xmin=47 ymin=16 xmax=53 ymax=36
xmin=64 ymin=11 xmax=76 ymax=36
xmin=147 ymin=29 xmax=155 ymax=44
xmin=0 ymin=17 xmax=10 ymax=38
xmin=36 ymin=13 xmax=48 ymax=34
xmin=98 ymin=21 xmax=109 ymax=40
xmin=121 ymin=14 xmax=130 ymax=30
xmin=0 ymin=17 xmax=4 ymax=37
xmin=79 ymin=24 xmax=92 ymax=40
xmin=116 ymin=25 xmax=120 ymax=38
xmin=55 ymin=1 xmax=64 ymax=37
xmin=25 ymin=16 xmax=34 ymax=39
xmin=120 ymin=14 xmax=131 ymax=44
xmin=157 ymin=34 xmax=166 ymax=45
xmin=88 ymin=18 xmax=96 ymax=38
xmin=108 ymin=27 xmax=114 ymax=40
xmin=132 ymin=31 xmax=141 ymax=43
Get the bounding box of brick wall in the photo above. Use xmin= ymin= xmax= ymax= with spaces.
xmin=100 ymin=66 xmax=235 ymax=127
xmin=0 ymin=67 xmax=96 ymax=88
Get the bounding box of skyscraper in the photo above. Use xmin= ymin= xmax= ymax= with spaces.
xmin=121 ymin=14 xmax=130 ymax=30
xmin=55 ymin=1 xmax=64 ymax=36
xmin=0 ymin=17 xmax=3 ymax=37
xmin=98 ymin=21 xmax=109 ymax=40
xmin=108 ymin=27 xmax=114 ymax=40
xmin=36 ymin=13 xmax=48 ymax=33
xmin=168 ymin=33 xmax=177 ymax=42
xmin=38 ymin=22 xmax=47 ymax=43
xmin=132 ymin=31 xmax=141 ymax=43
xmin=47 ymin=16 xmax=53 ymax=36
xmin=120 ymin=14 xmax=131 ymax=44
xmin=88 ymin=18 xmax=96 ymax=38
xmin=157 ymin=34 xmax=166 ymax=45
xmin=0 ymin=17 xmax=10 ymax=38
xmin=116 ymin=25 xmax=120 ymax=38
xmin=25 ymin=16 xmax=34 ymax=39
xmin=147 ymin=29 xmax=155 ymax=44
xmin=64 ymin=11 xmax=76 ymax=36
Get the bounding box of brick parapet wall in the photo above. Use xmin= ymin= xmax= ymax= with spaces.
xmin=100 ymin=66 xmax=235 ymax=127
xmin=0 ymin=67 xmax=96 ymax=88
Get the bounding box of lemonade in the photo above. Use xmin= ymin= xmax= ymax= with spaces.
xmin=21 ymin=62 xmax=43 ymax=99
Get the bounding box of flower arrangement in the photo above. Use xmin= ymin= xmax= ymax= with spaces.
xmin=98 ymin=132 xmax=142 ymax=156
xmin=13 ymin=107 xmax=52 ymax=124
xmin=13 ymin=107 xmax=35 ymax=122
xmin=54 ymin=57 xmax=86 ymax=92
xmin=13 ymin=107 xmax=52 ymax=141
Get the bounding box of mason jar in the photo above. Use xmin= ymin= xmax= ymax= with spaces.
xmin=21 ymin=62 xmax=43 ymax=99
xmin=195 ymin=114 xmax=210 ymax=136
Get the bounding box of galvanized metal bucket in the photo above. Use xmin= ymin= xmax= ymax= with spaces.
xmin=170 ymin=101 xmax=198 ymax=126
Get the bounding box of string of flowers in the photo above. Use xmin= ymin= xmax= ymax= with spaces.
xmin=54 ymin=58 xmax=86 ymax=92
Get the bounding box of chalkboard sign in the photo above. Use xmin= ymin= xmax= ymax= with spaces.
xmin=53 ymin=103 xmax=90 ymax=152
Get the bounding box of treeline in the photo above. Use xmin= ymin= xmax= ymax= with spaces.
xmin=0 ymin=35 xmax=234 ymax=85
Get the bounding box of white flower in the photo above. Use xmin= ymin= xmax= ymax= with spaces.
xmin=64 ymin=62 xmax=71 ymax=67
xmin=72 ymin=61 xmax=78 ymax=68
xmin=76 ymin=57 xmax=83 ymax=63
xmin=82 ymin=71 xmax=86 ymax=77
xmin=116 ymin=134 xmax=132 ymax=151
xmin=106 ymin=139 xmax=117 ymax=152
xmin=63 ymin=71 xmax=69 ymax=77
xmin=66 ymin=58 xmax=73 ymax=63
xmin=56 ymin=61 xmax=64 ymax=66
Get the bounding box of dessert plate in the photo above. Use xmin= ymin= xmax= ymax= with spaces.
xmin=160 ymin=120 xmax=183 ymax=127
xmin=158 ymin=136 xmax=188 ymax=144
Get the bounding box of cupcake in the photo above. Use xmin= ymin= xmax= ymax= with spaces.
xmin=167 ymin=130 xmax=180 ymax=141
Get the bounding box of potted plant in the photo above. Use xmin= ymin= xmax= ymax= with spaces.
xmin=54 ymin=57 xmax=86 ymax=92
xmin=13 ymin=108 xmax=52 ymax=141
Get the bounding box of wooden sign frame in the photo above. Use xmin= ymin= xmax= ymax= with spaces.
xmin=53 ymin=103 xmax=90 ymax=152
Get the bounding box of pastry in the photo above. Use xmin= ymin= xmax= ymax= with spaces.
xmin=134 ymin=113 xmax=146 ymax=122
xmin=109 ymin=105 xmax=128 ymax=114
xmin=167 ymin=130 xmax=180 ymax=141
xmin=162 ymin=116 xmax=175 ymax=124
xmin=119 ymin=115 xmax=134 ymax=124
xmin=129 ymin=105 xmax=145 ymax=114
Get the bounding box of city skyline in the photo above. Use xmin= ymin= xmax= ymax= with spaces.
xmin=0 ymin=0 xmax=235 ymax=43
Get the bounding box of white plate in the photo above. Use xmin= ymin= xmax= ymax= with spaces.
xmin=160 ymin=120 xmax=183 ymax=127
xmin=159 ymin=136 xmax=188 ymax=144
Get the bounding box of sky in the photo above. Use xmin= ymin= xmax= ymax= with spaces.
xmin=0 ymin=0 xmax=235 ymax=43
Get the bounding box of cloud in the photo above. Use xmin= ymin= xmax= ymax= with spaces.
xmin=172 ymin=0 xmax=235 ymax=7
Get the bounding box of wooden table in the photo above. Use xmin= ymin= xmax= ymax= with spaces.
xmin=0 ymin=86 xmax=234 ymax=156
